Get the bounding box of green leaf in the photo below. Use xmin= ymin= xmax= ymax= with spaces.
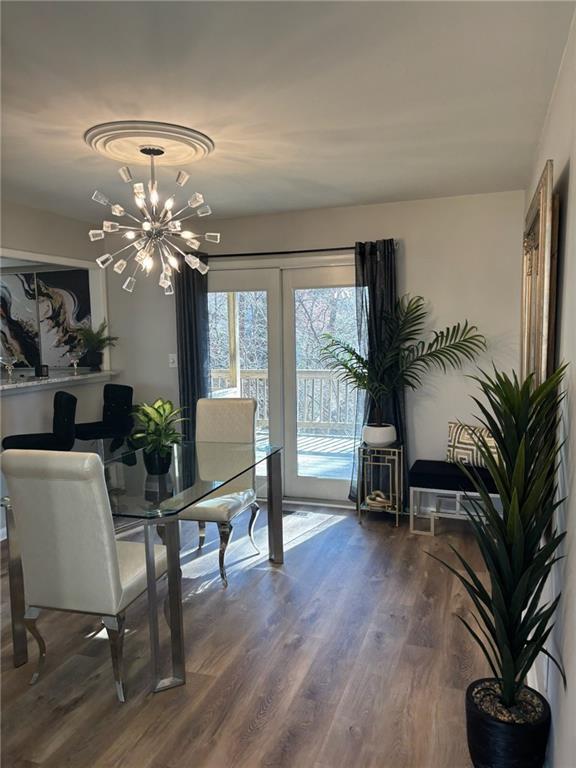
xmin=428 ymin=364 xmax=567 ymax=707
xmin=321 ymin=294 xmax=485 ymax=402
xmin=457 ymin=615 xmax=500 ymax=679
xmin=131 ymin=397 xmax=188 ymax=453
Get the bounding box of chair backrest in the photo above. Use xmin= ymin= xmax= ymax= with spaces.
xmin=195 ymin=398 xmax=256 ymax=443
xmin=52 ymin=391 xmax=77 ymax=447
xmin=1 ymin=450 xmax=123 ymax=616
xmin=102 ymin=384 xmax=134 ymax=434
xmin=195 ymin=399 xmax=256 ymax=490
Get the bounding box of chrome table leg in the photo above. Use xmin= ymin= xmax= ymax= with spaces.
xmin=144 ymin=523 xmax=161 ymax=691
xmin=164 ymin=521 xmax=185 ymax=687
xmin=266 ymin=450 xmax=284 ymax=564
xmin=4 ymin=499 xmax=28 ymax=667
xmin=144 ymin=520 xmax=185 ymax=693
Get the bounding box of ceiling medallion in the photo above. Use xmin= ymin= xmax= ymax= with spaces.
xmin=85 ymin=123 xmax=219 ymax=295
xmin=84 ymin=120 xmax=215 ymax=165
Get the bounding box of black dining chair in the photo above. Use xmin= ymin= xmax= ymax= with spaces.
xmin=2 ymin=391 xmax=77 ymax=451
xmin=75 ymin=384 xmax=134 ymax=453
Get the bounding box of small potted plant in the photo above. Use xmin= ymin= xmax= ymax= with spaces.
xmin=321 ymin=295 xmax=485 ymax=446
xmin=76 ymin=320 xmax=118 ymax=371
xmin=131 ymin=398 xmax=186 ymax=475
xmin=432 ymin=366 xmax=567 ymax=768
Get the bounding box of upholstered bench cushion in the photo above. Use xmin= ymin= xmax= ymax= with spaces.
xmin=179 ymin=488 xmax=256 ymax=523
xmin=409 ymin=459 xmax=498 ymax=495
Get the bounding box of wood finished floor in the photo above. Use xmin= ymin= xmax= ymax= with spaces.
xmin=1 ymin=506 xmax=487 ymax=768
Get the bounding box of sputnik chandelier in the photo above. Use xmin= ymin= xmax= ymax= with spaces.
xmin=88 ymin=144 xmax=219 ymax=294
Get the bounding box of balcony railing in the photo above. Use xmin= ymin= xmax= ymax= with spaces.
xmin=210 ymin=369 xmax=358 ymax=435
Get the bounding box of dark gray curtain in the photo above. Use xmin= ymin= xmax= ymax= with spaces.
xmin=349 ymin=239 xmax=407 ymax=505
xmin=174 ymin=260 xmax=209 ymax=445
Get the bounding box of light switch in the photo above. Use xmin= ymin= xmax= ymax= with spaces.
xmin=168 ymin=353 xmax=178 ymax=369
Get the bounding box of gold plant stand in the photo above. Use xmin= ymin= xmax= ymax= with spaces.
xmin=356 ymin=444 xmax=404 ymax=526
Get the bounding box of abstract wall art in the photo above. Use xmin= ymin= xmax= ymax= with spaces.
xmin=0 ymin=272 xmax=41 ymax=367
xmin=36 ymin=269 xmax=92 ymax=367
xmin=1 ymin=268 xmax=92 ymax=369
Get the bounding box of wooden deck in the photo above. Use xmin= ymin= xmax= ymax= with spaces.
xmin=256 ymin=434 xmax=356 ymax=480
xmin=1 ymin=506 xmax=486 ymax=768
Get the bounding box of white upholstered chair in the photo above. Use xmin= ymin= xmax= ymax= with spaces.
xmin=1 ymin=449 xmax=167 ymax=702
xmin=179 ymin=398 xmax=259 ymax=587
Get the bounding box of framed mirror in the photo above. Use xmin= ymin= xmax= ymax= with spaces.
xmin=521 ymin=160 xmax=559 ymax=385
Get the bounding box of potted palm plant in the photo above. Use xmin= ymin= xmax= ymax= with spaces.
xmin=432 ymin=366 xmax=567 ymax=768
xmin=131 ymin=398 xmax=186 ymax=475
xmin=76 ymin=320 xmax=118 ymax=371
xmin=321 ymin=295 xmax=486 ymax=446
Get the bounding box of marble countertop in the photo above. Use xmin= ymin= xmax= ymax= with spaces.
xmin=0 ymin=370 xmax=119 ymax=395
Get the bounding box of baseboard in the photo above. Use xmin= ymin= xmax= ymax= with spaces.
xmin=255 ymin=495 xmax=355 ymax=511
xmin=282 ymin=497 xmax=355 ymax=510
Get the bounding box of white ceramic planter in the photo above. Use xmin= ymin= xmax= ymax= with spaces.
xmin=362 ymin=424 xmax=397 ymax=447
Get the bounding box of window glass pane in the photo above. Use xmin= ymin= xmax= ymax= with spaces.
xmin=294 ymin=286 xmax=357 ymax=480
xmin=208 ymin=290 xmax=269 ymax=447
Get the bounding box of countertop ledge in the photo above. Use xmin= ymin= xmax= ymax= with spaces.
xmin=1 ymin=370 xmax=119 ymax=395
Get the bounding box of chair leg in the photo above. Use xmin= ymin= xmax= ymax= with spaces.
xmin=217 ymin=522 xmax=233 ymax=588
xmin=24 ymin=607 xmax=46 ymax=685
xmin=248 ymin=503 xmax=261 ymax=554
xmin=198 ymin=520 xmax=206 ymax=549
xmin=103 ymin=614 xmax=126 ymax=703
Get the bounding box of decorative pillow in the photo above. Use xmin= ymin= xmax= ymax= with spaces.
xmin=446 ymin=421 xmax=498 ymax=468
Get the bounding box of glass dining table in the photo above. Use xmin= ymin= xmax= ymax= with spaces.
xmin=4 ymin=440 xmax=284 ymax=694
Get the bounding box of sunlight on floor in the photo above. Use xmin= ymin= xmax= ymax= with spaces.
xmin=84 ymin=626 xmax=136 ymax=641
xmin=180 ymin=510 xmax=345 ymax=595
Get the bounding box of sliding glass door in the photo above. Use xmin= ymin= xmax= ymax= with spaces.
xmin=206 ymin=269 xmax=283 ymax=478
xmin=207 ymin=261 xmax=357 ymax=502
xmin=282 ymin=266 xmax=357 ymax=500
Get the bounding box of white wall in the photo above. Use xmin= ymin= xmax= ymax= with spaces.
xmin=2 ymin=188 xmax=523 ymax=463
xmin=207 ymin=190 xmax=524 ymax=461
xmin=527 ymin=14 xmax=576 ymax=768
xmin=106 ymin=271 xmax=180 ymax=405
xmin=109 ymin=191 xmax=524 ymax=461
xmin=2 ymin=179 xmax=525 ymax=472
xmin=1 ymin=199 xmax=93 ymax=261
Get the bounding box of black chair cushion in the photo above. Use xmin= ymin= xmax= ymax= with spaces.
xmin=76 ymin=384 xmax=134 ymax=441
xmin=52 ymin=391 xmax=77 ymax=444
xmin=2 ymin=433 xmax=74 ymax=451
xmin=2 ymin=390 xmax=77 ymax=452
xmin=103 ymin=384 xmax=133 ymax=432
xmin=409 ymin=459 xmax=498 ymax=495
xmin=75 ymin=421 xmax=120 ymax=440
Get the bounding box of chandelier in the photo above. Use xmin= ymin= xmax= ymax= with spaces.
xmin=88 ymin=145 xmax=219 ymax=294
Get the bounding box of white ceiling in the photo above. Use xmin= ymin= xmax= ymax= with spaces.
xmin=1 ymin=1 xmax=574 ymax=222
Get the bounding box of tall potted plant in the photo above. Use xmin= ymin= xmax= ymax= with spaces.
xmin=321 ymin=295 xmax=486 ymax=446
xmin=432 ymin=366 xmax=567 ymax=768
xmin=76 ymin=320 xmax=118 ymax=371
xmin=131 ymin=398 xmax=186 ymax=475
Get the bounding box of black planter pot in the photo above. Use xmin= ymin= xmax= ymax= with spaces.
xmin=143 ymin=450 xmax=172 ymax=476
xmin=85 ymin=350 xmax=103 ymax=372
xmin=466 ymin=679 xmax=551 ymax=768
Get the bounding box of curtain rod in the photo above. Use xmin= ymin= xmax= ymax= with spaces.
xmin=209 ymin=241 xmax=399 ymax=259
xmin=209 ymin=246 xmax=354 ymax=258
